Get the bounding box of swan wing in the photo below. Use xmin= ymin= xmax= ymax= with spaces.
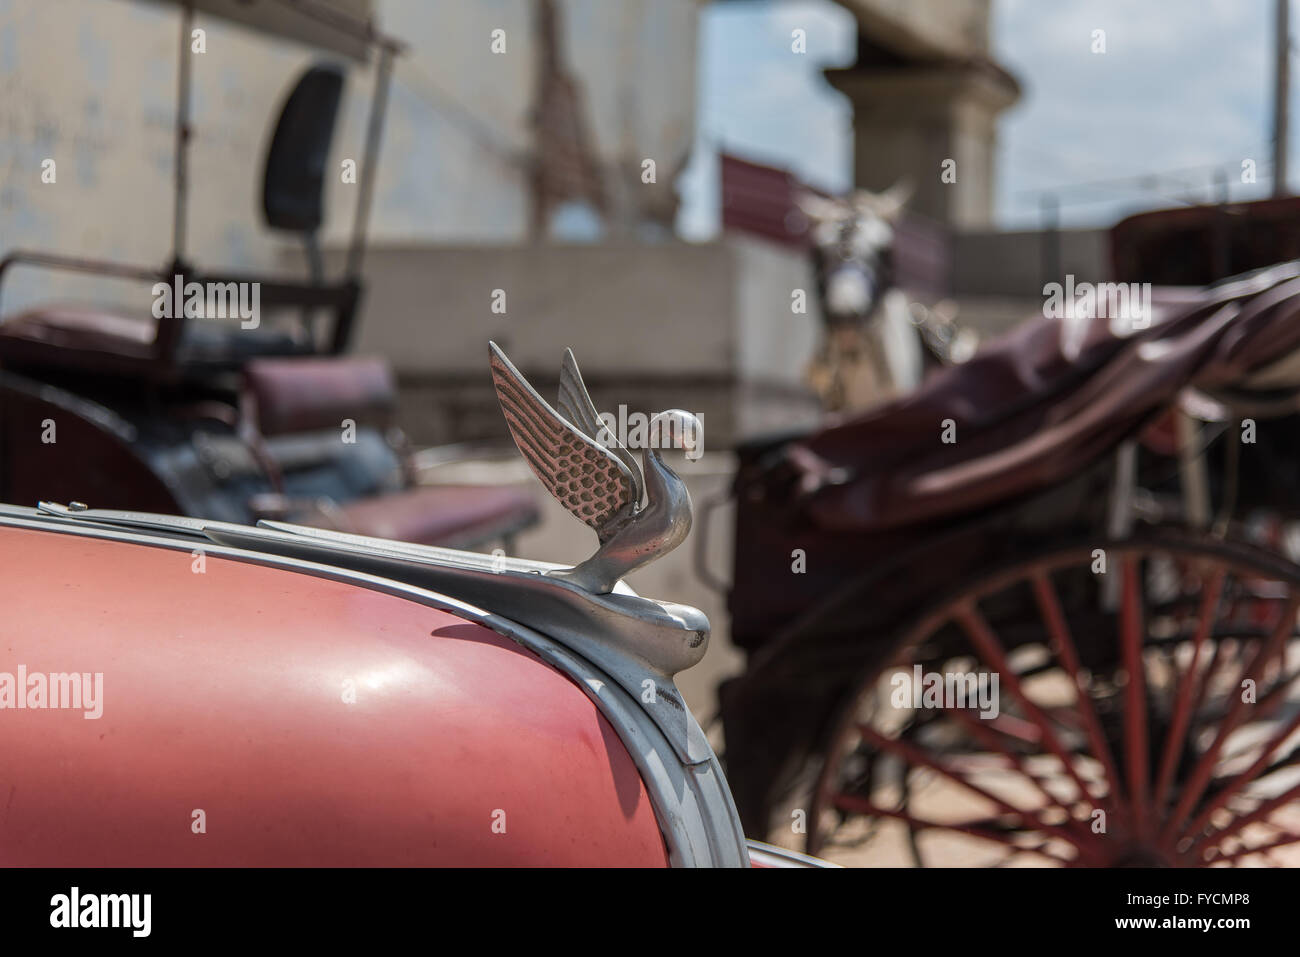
xmin=489 ymin=342 xmax=638 ymax=536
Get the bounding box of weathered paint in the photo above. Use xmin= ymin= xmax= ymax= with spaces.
xmin=0 ymin=525 xmax=669 ymax=866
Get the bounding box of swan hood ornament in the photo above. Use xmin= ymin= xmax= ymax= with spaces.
xmin=489 ymin=341 xmax=700 ymax=594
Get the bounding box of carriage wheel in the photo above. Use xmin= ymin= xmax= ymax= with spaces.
xmin=806 ymin=536 xmax=1300 ymax=867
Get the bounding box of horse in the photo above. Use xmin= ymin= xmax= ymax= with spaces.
xmin=796 ymin=183 xmax=975 ymax=412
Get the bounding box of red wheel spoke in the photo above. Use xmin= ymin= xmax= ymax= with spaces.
xmin=1250 ymin=663 xmax=1300 ymax=717
xmin=954 ymin=601 xmax=1107 ymax=812
xmin=1161 ymin=594 xmax=1300 ymax=844
xmin=979 ymin=711 xmax=1044 ymax=745
xmin=1043 ymin=706 xmax=1085 ymax=733
xmin=1182 ymin=701 xmax=1300 ymax=842
xmin=1186 ymin=759 xmax=1300 ymax=854
xmin=1033 ymin=572 xmax=1125 ymax=808
xmin=1153 ymin=566 xmax=1224 ymax=806
xmin=1118 ymin=555 xmax=1151 ymax=837
xmin=831 ymin=793 xmax=1077 ymax=865
xmin=853 ymin=722 xmax=1099 ymax=858
xmin=1199 ymin=827 xmax=1300 ymax=865
xmin=941 ymin=704 xmax=1094 ymax=840
xmin=1188 ymin=635 xmax=1233 ymax=721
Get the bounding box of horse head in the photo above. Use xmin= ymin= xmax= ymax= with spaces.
xmin=796 ymin=181 xmax=912 ymax=329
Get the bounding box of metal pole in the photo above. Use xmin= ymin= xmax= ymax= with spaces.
xmin=346 ymin=45 xmax=394 ymax=279
xmin=172 ymin=2 xmax=194 ymax=270
xmin=1040 ymin=193 xmax=1059 ymax=289
xmin=1274 ymin=0 xmax=1290 ymax=196
xmin=1212 ymin=167 xmax=1230 ymax=279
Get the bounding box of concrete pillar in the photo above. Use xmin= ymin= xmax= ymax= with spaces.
xmin=826 ymin=63 xmax=1019 ymax=229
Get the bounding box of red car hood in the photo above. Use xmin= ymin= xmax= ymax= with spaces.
xmin=0 ymin=525 xmax=667 ymax=866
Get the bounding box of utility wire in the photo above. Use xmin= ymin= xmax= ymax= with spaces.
xmin=1007 ymin=149 xmax=1276 ymax=209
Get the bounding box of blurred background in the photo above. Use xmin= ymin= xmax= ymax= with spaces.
xmin=0 ymin=0 xmax=1295 ymax=717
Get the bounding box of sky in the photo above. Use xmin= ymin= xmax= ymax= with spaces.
xmin=679 ymin=0 xmax=1287 ymax=234
xmin=678 ymin=0 xmax=857 ymax=238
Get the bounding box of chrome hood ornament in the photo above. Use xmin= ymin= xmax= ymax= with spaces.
xmin=489 ymin=342 xmax=699 ymax=594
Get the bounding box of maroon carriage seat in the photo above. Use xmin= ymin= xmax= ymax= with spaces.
xmin=0 ymin=302 xmax=312 ymax=376
xmin=0 ymin=304 xmax=154 ymax=356
xmin=0 ymin=304 xmax=157 ymax=372
xmin=240 ymin=356 xmax=539 ymax=548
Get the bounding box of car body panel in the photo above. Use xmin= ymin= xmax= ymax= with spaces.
xmin=0 ymin=525 xmax=669 ymax=866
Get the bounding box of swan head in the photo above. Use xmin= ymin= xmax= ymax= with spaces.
xmin=646 ymin=409 xmax=703 ymax=465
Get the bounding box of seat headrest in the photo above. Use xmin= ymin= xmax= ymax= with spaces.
xmin=262 ymin=63 xmax=345 ymax=235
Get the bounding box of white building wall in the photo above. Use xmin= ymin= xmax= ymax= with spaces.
xmin=0 ymin=0 xmax=699 ymax=312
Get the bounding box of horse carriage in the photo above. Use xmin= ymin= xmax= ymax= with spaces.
xmin=710 ymin=195 xmax=1300 ymax=866
xmin=0 ymin=0 xmax=538 ymax=551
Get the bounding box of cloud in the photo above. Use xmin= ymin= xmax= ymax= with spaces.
xmin=994 ymin=0 xmax=1276 ymax=226
xmin=679 ymin=0 xmax=855 ymax=237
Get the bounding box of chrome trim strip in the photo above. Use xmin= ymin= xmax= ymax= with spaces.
xmin=0 ymin=506 xmax=749 ymax=868
xmin=746 ymin=840 xmax=841 ymax=869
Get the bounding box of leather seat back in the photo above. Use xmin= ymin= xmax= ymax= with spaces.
xmin=243 ymin=356 xmax=396 ymax=437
